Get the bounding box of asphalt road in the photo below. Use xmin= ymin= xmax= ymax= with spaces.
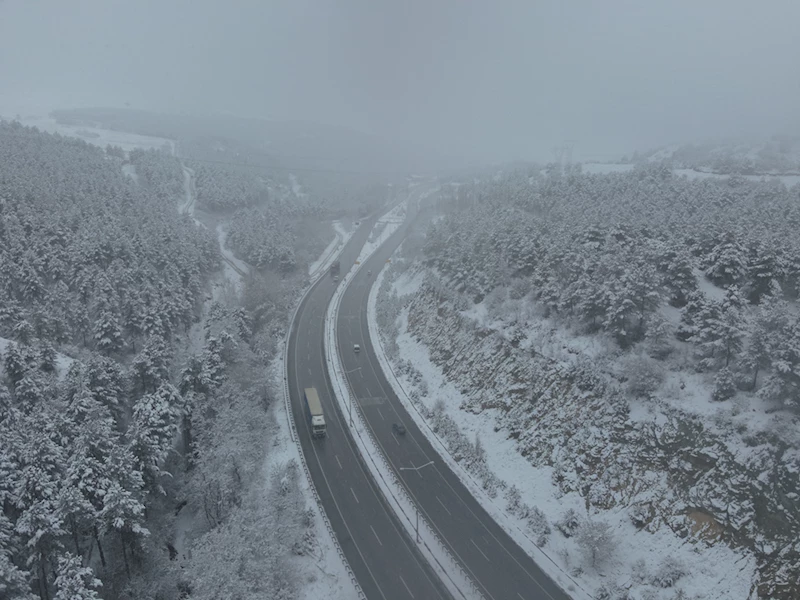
xmin=287 ymin=189 xmax=451 ymax=600
xmin=336 ymin=201 xmax=573 ymax=600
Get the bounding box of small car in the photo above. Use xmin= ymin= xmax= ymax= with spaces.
xmin=367 ymin=270 xmax=372 ymax=277
xmin=333 ymin=275 xmax=339 ymax=282
xmin=353 ymin=344 xmax=360 ymax=353
xmin=392 ymin=423 xmax=406 ymax=435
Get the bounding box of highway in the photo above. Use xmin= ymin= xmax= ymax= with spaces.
xmin=335 ymin=200 xmax=573 ymax=600
xmin=286 ymin=188 xmax=452 ymax=600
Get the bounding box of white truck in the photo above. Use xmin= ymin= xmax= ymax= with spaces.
xmin=304 ymin=387 xmax=327 ymax=438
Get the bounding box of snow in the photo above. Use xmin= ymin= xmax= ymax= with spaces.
xmin=121 ymin=163 xmax=139 ymax=183
xmin=0 ymin=336 xmax=74 ymax=381
xmin=354 ymin=201 xmax=407 ymax=266
xmin=580 ymin=163 xmax=634 ymax=175
xmin=578 ymin=163 xmax=800 ymax=188
xmin=289 ymin=174 xmax=306 ymax=198
xmin=675 ymin=169 xmax=800 ymax=188
xmin=693 ymin=268 xmax=726 ymax=302
xmin=1 ymin=112 xmax=176 ymax=154
xmin=367 ymin=267 xmax=757 ymax=600
xmin=215 ymin=223 xmax=249 ymax=295
xmin=178 ymin=165 xmax=199 ymax=221
xmin=308 ymin=221 xmax=352 ymax=278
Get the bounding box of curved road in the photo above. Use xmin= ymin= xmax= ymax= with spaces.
xmin=287 ymin=189 xmax=451 ymax=600
xmin=336 ymin=200 xmax=572 ymax=600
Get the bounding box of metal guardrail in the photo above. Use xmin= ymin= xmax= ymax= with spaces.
xmin=325 ymin=231 xmax=486 ymax=600
xmin=282 ymin=262 xmax=367 ymax=599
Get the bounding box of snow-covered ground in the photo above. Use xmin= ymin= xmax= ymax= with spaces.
xmin=580 ymin=162 xmax=800 ymax=188
xmin=289 ymin=174 xmax=306 ymax=199
xmin=354 ymin=201 xmax=407 ymax=265
xmin=674 ymin=168 xmax=800 ymax=188
xmin=0 ymin=336 xmax=74 ymax=380
xmin=581 ymin=163 xmax=635 ymax=175
xmin=0 ymin=111 xmax=176 ymax=154
xmin=308 ymin=221 xmax=353 ymax=279
xmin=121 ymin=163 xmax=139 ymax=183
xmin=367 ymin=265 xmax=757 ymax=600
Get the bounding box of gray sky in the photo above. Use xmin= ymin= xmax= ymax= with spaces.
xmin=1 ymin=0 xmax=798 ymax=163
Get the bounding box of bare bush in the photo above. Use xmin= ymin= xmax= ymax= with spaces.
xmin=555 ymin=508 xmax=581 ymax=538
xmin=621 ymin=353 xmax=665 ymax=397
xmin=576 ymin=519 xmax=614 ymax=568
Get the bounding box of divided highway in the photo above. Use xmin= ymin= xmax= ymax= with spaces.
xmin=286 ymin=190 xmax=451 ymax=600
xmin=335 ymin=203 xmax=572 ymax=599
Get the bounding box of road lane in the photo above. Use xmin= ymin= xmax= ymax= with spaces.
xmin=336 ymin=200 xmax=573 ymax=600
xmin=288 ymin=192 xmax=451 ymax=600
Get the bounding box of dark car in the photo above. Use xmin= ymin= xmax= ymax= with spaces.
xmin=392 ymin=423 xmax=406 ymax=435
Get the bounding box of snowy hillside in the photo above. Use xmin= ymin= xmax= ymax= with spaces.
xmin=0 ymin=120 xmax=356 ymax=600
xmin=637 ymin=136 xmax=800 ymax=175
xmin=374 ymin=164 xmax=800 ymax=600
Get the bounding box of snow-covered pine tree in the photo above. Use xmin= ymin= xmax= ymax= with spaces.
xmin=706 ymin=232 xmax=747 ymax=287
xmin=53 ymin=553 xmax=102 ymax=600
xmin=712 ymin=367 xmax=737 ymax=401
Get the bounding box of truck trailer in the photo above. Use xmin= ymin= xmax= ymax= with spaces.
xmin=303 ymin=387 xmax=327 ymax=438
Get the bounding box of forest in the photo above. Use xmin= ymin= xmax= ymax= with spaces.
xmin=426 ymin=164 xmax=800 ymax=408
xmin=402 ymin=163 xmax=800 ymax=597
xmin=0 ymin=122 xmax=317 ymax=599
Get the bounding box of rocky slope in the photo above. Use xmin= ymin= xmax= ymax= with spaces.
xmin=399 ymin=273 xmax=799 ymax=599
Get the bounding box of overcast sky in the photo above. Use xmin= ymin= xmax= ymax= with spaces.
xmin=1 ymin=0 xmax=798 ymax=163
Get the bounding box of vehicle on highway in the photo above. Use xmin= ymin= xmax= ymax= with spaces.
xmin=367 ymin=269 xmax=372 ymax=276
xmin=330 ymin=260 xmax=340 ymax=275
xmin=333 ymin=275 xmax=339 ymax=282
xmin=303 ymin=387 xmax=327 ymax=437
xmin=353 ymin=343 xmax=360 ymax=353
xmin=392 ymin=423 xmax=406 ymax=435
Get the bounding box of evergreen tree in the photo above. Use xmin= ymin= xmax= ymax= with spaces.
xmin=745 ymin=241 xmax=782 ymax=304
xmin=93 ymin=310 xmax=124 ymax=355
xmin=676 ymin=291 xmax=706 ymax=342
xmin=131 ymin=336 xmax=170 ymax=393
xmin=663 ymin=248 xmax=697 ymax=307
xmin=743 ymin=294 xmax=789 ymax=391
xmin=3 ymin=343 xmax=27 ymax=390
xmin=705 ymin=232 xmax=747 ymax=287
xmin=712 ymin=367 xmax=737 ymax=401
xmin=758 ymin=319 xmax=800 ymax=408
xmin=129 ymin=384 xmax=182 ymax=493
xmin=53 ymin=553 xmax=102 ymax=600
xmin=0 ymin=513 xmax=36 ymax=600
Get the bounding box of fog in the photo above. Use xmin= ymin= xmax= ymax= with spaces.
xmin=1 ymin=0 xmax=798 ymax=164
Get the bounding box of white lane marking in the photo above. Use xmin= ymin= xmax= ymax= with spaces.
xmin=376 ymin=408 xmax=385 ymax=421
xmin=471 ymin=538 xmax=491 ymax=562
xmin=365 ymin=385 xmax=371 ymax=396
xmin=436 ymin=495 xmax=452 ymax=515
xmin=370 ymin=525 xmax=383 ymax=546
xmin=350 ymin=487 xmax=359 ymax=504
xmin=336 ymin=455 xmax=343 ymax=469
xmin=399 ymin=574 xmax=414 ymax=598
xmin=517 ymin=594 xmax=526 ymax=600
